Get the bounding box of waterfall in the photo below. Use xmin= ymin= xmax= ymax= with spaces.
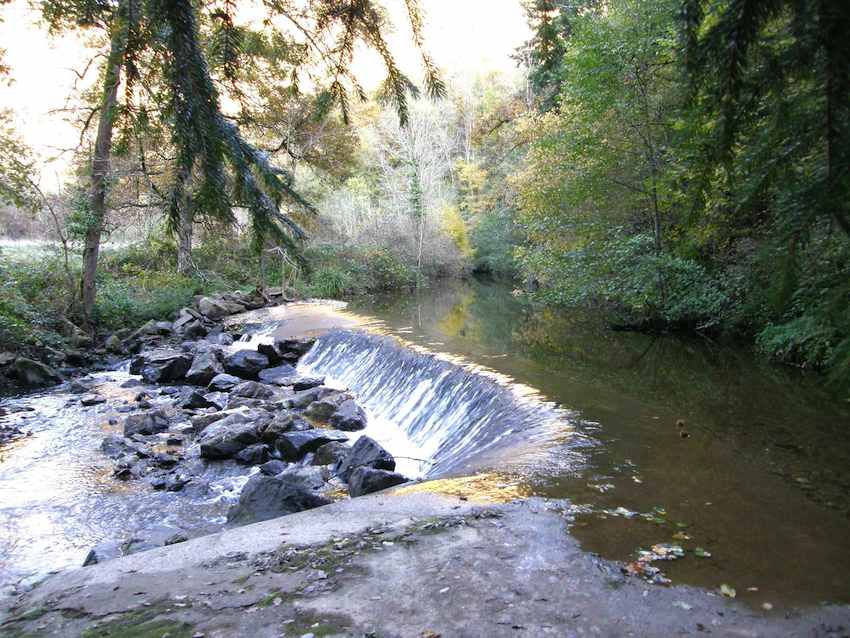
xmin=299 ymin=330 xmax=581 ymax=478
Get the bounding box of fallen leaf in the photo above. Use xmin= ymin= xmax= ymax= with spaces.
xmin=720 ymin=584 xmax=736 ymax=598
xmin=694 ymin=547 xmax=712 ymax=558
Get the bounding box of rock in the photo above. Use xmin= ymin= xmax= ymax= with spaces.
xmin=100 ymin=434 xmax=150 ymax=459
xmin=312 ymin=441 xmax=351 ymax=466
xmin=123 ymin=409 xmax=171 ymax=437
xmin=207 ymin=373 xmax=241 ymax=392
xmin=226 ymin=472 xmax=332 ymax=525
xmin=202 ymin=391 xmax=229 ymax=410
xmin=291 ymin=376 xmax=326 ymax=391
xmin=230 ymin=380 xmax=278 ymax=400
xmin=12 ymin=357 xmax=61 ymax=387
xmin=276 ymin=429 xmax=349 ymax=461
xmin=235 ymin=443 xmax=271 ymax=465
xmin=122 ymin=526 xmax=186 ymax=556
xmin=130 ymin=349 xmax=192 ymax=383
xmin=334 ymin=436 xmax=395 ymax=482
xmin=259 ymin=412 xmax=312 ymax=445
xmin=207 ymin=331 xmax=234 ymax=346
xmin=258 ymin=364 xmax=298 ymax=385
xmin=223 ymin=349 xmax=269 ymax=380
xmin=347 ymin=466 xmax=408 ymax=497
xmin=328 ymin=399 xmax=367 ymax=431
xmin=104 ymin=334 xmax=124 ymax=353
xmin=155 ymin=321 xmax=174 ymax=334
xmin=164 ymin=532 xmax=189 ymax=545
xmin=185 ymin=350 xmax=224 ymax=386
xmin=183 ymin=320 xmax=208 ymax=340
xmin=0 ymin=352 xmax=15 ymax=366
xmin=259 ymin=459 xmax=288 ymax=476
xmin=304 ymin=392 xmax=352 ymax=420
xmin=198 ymin=418 xmax=262 ymax=459
xmin=80 ymin=394 xmax=106 ymax=407
xmin=82 ymin=540 xmax=121 ymax=567
xmin=282 ymin=386 xmax=335 ymax=409
xmin=173 ymin=307 xmax=200 ymax=332
xmin=181 ymin=390 xmax=220 ymax=410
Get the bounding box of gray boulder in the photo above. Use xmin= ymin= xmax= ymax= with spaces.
xmin=231 ymin=380 xmax=278 ymax=400
xmin=312 ymin=441 xmax=351 ymax=466
xmin=259 ymin=459 xmax=287 ymax=476
xmin=12 ymin=357 xmax=61 ymax=387
xmin=226 ymin=471 xmax=332 ymax=525
xmin=197 ymin=296 xmax=244 ymax=320
xmin=304 ymin=391 xmax=352 ymax=420
xmin=258 ymin=364 xmax=297 ymax=385
xmin=123 ymin=409 xmax=171 ymax=437
xmin=185 ymin=350 xmax=223 ymax=385
xmin=281 ymin=385 xmax=335 ymax=409
xmin=130 ymin=349 xmax=192 ymax=383
xmin=291 ymin=375 xmax=326 ymax=391
xmin=223 ymin=349 xmax=269 ymax=380
xmin=234 ymin=443 xmax=271 ymax=465
xmin=207 ymin=373 xmax=241 ymax=391
xmin=347 ymin=466 xmax=408 ymax=497
xmin=329 ymin=399 xmax=367 ymax=431
xmin=334 ymin=436 xmax=395 ymax=482
xmin=276 ymin=429 xmax=349 ymax=461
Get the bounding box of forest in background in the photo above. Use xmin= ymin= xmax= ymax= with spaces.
xmin=0 ymin=0 xmax=848 ymax=396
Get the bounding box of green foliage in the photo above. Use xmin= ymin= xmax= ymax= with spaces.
xmin=0 ymin=256 xmax=68 ymax=351
xmin=300 ymin=246 xmax=416 ymax=298
xmin=470 ymin=209 xmax=519 ymax=278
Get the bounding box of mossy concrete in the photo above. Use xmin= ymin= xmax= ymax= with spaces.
xmin=1 ymin=490 xmax=848 ymax=637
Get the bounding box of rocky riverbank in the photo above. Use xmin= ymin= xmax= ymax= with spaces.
xmin=1 ymin=289 xmax=411 ymax=571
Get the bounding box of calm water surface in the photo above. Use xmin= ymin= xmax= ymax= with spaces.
xmin=348 ymin=278 xmax=850 ymax=608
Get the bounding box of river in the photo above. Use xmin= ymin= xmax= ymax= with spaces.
xmin=1 ymin=277 xmax=848 ymax=609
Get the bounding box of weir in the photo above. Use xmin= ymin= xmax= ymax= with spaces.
xmin=298 ymin=329 xmax=580 ymax=478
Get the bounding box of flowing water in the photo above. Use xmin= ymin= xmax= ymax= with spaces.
xmin=2 ymin=278 xmax=849 ymax=609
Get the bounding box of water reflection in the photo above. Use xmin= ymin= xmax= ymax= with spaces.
xmin=349 ymin=278 xmax=850 ymax=607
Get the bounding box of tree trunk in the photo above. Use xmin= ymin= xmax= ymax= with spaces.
xmin=80 ymin=1 xmax=132 ymax=328
xmin=176 ymin=199 xmax=194 ymax=275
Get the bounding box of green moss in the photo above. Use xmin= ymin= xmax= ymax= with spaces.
xmin=80 ymin=608 xmax=194 ymax=638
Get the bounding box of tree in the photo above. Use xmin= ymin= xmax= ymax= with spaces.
xmin=36 ymin=0 xmax=444 ymax=327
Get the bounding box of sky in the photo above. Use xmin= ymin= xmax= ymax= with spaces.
xmin=0 ymin=0 xmax=531 ymax=186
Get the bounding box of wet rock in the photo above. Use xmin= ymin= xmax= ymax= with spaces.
xmin=198 ymin=296 xmax=244 ymax=320
xmin=282 ymin=386 xmax=335 ymax=409
xmin=82 ymin=540 xmax=121 ymax=567
xmin=223 ymin=349 xmax=269 ymax=380
xmin=198 ymin=418 xmax=262 ymax=460
xmin=67 ymin=379 xmax=91 ymax=394
xmin=80 ymin=394 xmax=106 ymax=407
xmin=123 ymin=409 xmax=171 ymax=437
xmin=208 ymin=372 xmax=241 ymax=392
xmin=226 ymin=471 xmax=332 ymax=525
xmin=104 ymin=334 xmax=124 ymax=353
xmin=329 ymin=399 xmax=367 ymax=431
xmin=276 ymin=429 xmax=349 ymax=461
xmin=203 ymin=391 xmax=229 ymax=410
xmin=183 ymin=320 xmax=208 ymax=340
xmin=173 ymin=307 xmax=201 ymax=333
xmin=164 ymin=532 xmax=189 ymax=545
xmin=291 ymin=375 xmax=325 ymax=391
xmin=131 ymin=349 xmax=192 ymax=383
xmin=11 ymin=357 xmax=62 ymax=387
xmin=235 ymin=443 xmax=272 ymax=465
xmin=100 ymin=434 xmax=151 ymax=459
xmin=259 ymin=459 xmax=288 ymax=476
xmin=347 ymin=466 xmax=408 ymax=497
xmin=304 ymin=392 xmax=352 ymax=420
xmin=231 ymin=380 xmax=278 ymax=400
xmin=258 ymin=364 xmax=298 ymax=385
xmin=190 ymin=407 xmax=244 ymax=434
xmin=334 ymin=436 xmax=396 ymax=482
xmin=122 ymin=526 xmax=186 ymax=556
xmin=312 ymin=441 xmax=351 ymax=466
xmin=150 ymin=472 xmax=189 ymax=492
xmin=181 ymin=390 xmax=221 ymax=410
xmin=185 ymin=350 xmax=224 ymax=386
xmin=259 ymin=412 xmax=312 ymax=446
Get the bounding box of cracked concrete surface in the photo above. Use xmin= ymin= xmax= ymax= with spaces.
xmin=1 ymin=490 xmax=849 ymax=638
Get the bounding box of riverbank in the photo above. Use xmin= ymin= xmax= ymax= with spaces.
xmin=3 ymin=490 xmax=849 ymax=637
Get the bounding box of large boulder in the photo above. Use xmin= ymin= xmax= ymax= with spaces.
xmin=276 ymin=429 xmax=349 ymax=461
xmin=304 ymin=392 xmax=352 ymax=420
xmin=197 ymin=296 xmax=244 ymax=320
xmin=130 ymin=349 xmax=192 ymax=383
xmin=185 ymin=350 xmax=224 ymax=386
xmin=172 ymin=307 xmax=201 ymax=333
xmin=234 ymin=443 xmax=271 ymax=465
xmin=257 ymin=337 xmax=315 ymax=365
xmin=230 ymin=380 xmax=278 ymax=400
xmin=282 ymin=385 xmax=335 ymax=409
xmin=223 ymin=349 xmax=269 ymax=380
xmin=12 ymin=357 xmax=61 ymax=387
xmin=258 ymin=364 xmax=297 ymax=385
xmin=259 ymin=412 xmax=309 ymax=445
xmin=312 ymin=441 xmax=351 ymax=466
xmin=198 ymin=419 xmax=261 ymax=460
xmin=123 ymin=409 xmax=171 ymax=437
xmin=334 ymin=436 xmax=395 ymax=482
xmin=207 ymin=373 xmax=241 ymax=392
xmin=347 ymin=466 xmax=408 ymax=497
xmin=328 ymin=399 xmax=367 ymax=431
xmin=226 ymin=470 xmax=332 ymax=525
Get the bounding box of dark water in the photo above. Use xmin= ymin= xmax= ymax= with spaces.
xmin=347 ymin=278 xmax=850 ymax=608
